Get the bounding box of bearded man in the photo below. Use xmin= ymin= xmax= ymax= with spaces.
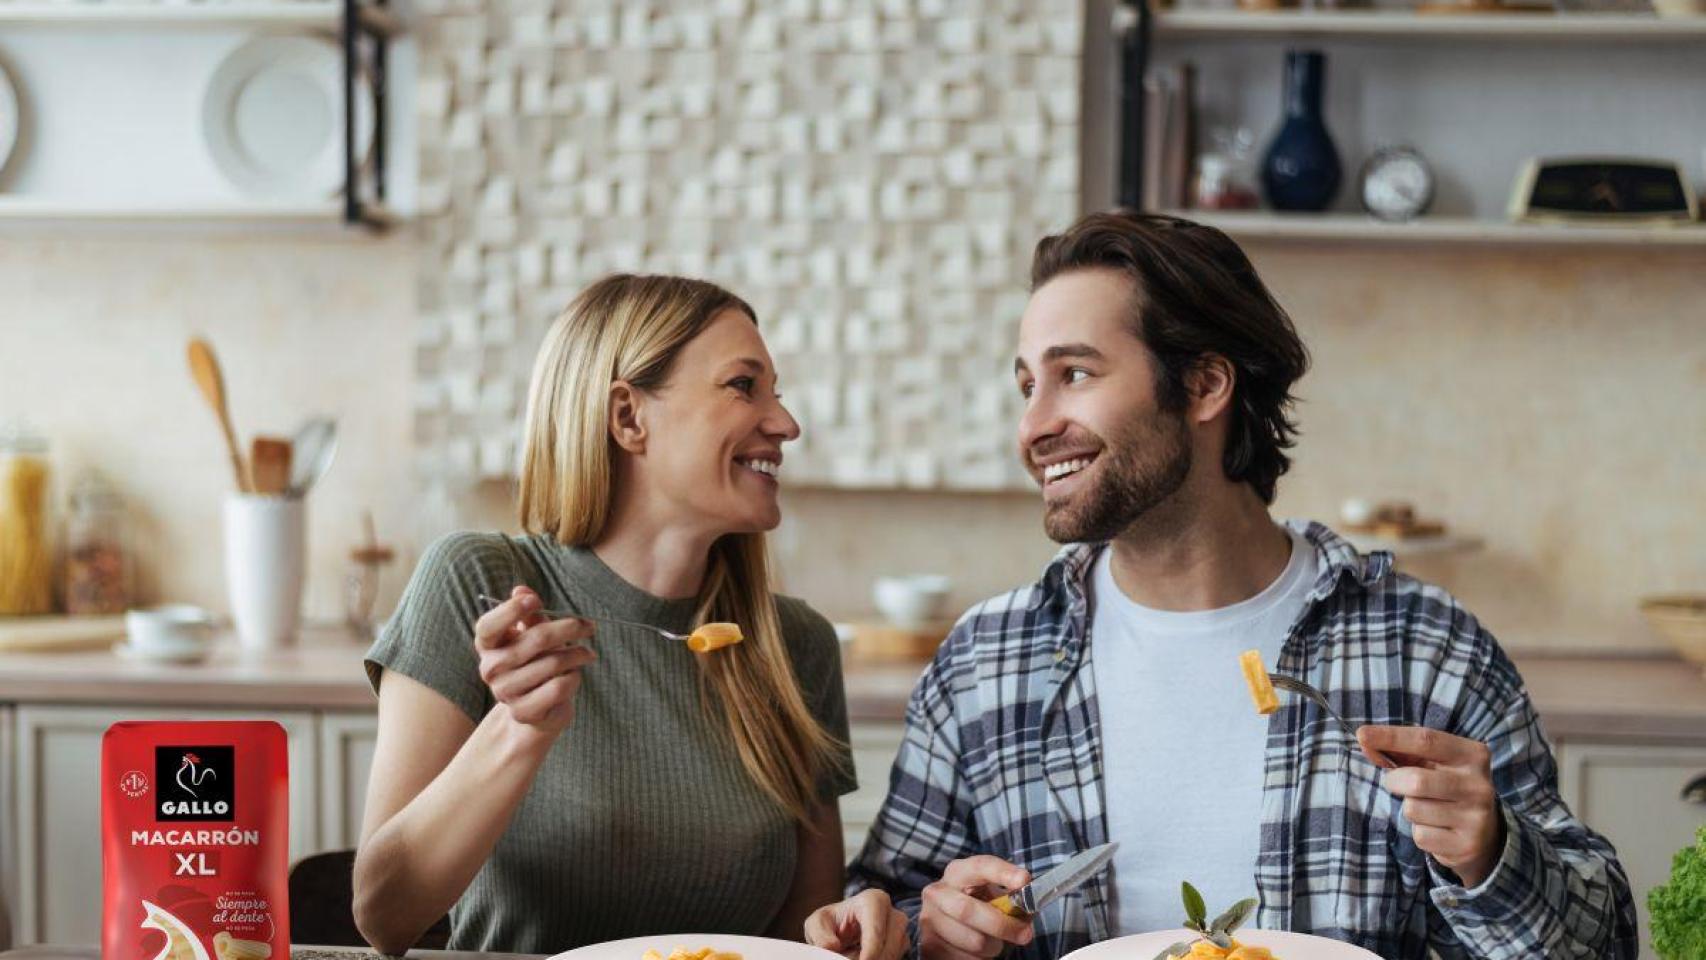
xmin=842 ymin=212 xmax=1637 ymax=960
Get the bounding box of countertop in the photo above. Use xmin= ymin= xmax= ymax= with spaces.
xmin=0 ymin=627 xmax=1701 ymax=742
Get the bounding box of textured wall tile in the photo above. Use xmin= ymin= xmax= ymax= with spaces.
xmin=416 ymin=0 xmax=1081 ymax=490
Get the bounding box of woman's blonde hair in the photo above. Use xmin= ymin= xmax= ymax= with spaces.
xmin=518 ymin=273 xmax=843 ymax=823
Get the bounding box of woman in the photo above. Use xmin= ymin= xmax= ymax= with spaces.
xmin=353 ymin=274 xmax=905 ymax=960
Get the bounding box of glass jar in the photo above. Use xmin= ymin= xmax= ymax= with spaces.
xmin=64 ymin=471 xmax=131 ymax=615
xmin=0 ymin=427 xmax=55 ymax=615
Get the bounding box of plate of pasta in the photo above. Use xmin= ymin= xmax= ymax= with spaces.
xmin=549 ymin=935 xmax=845 ymax=960
xmin=1062 ymin=929 xmax=1381 ymax=960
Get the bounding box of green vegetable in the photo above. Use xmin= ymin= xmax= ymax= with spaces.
xmin=1650 ymin=825 xmax=1706 ymax=960
xmin=1152 ymin=882 xmax=1260 ymax=960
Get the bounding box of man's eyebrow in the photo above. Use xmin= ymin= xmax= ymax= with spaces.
xmin=1015 ymin=343 xmax=1105 ymax=374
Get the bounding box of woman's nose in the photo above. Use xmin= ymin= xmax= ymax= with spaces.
xmin=767 ymin=397 xmax=802 ymax=442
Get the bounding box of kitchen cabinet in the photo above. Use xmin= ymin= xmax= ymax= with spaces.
xmin=318 ymin=711 xmax=380 ymax=851
xmin=10 ymin=705 xmax=317 ymax=946
xmin=1558 ymin=740 xmax=1706 ymax=960
xmin=844 ymin=722 xmax=906 ymax=857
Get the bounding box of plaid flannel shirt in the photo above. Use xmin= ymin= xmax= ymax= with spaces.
xmin=847 ymin=521 xmax=1637 ymax=960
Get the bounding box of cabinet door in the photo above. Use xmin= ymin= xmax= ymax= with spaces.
xmin=13 ymin=704 xmax=319 ymax=946
xmin=1558 ymin=741 xmax=1706 ymax=960
xmin=318 ymin=711 xmax=380 ymax=851
xmin=1 ymin=705 xmax=15 ymax=952
xmin=843 ymin=722 xmax=906 ymax=858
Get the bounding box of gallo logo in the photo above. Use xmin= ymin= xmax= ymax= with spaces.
xmin=154 ymin=745 xmax=235 ymax=821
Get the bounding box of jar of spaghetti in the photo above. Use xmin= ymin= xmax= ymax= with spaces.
xmin=0 ymin=426 xmax=55 ymax=615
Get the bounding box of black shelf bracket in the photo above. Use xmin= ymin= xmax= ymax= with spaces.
xmin=1118 ymin=0 xmax=1153 ymax=212
xmin=343 ymin=0 xmax=401 ymax=229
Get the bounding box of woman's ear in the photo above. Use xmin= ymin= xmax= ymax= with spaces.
xmin=609 ymin=381 xmax=647 ymax=454
xmin=1187 ymin=354 xmax=1237 ymax=425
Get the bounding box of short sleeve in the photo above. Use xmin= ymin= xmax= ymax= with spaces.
xmin=364 ymin=531 xmax=525 ymax=723
xmin=776 ymin=596 xmax=859 ymax=803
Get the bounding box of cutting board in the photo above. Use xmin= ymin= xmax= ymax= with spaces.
xmin=0 ymin=614 xmax=127 ymax=652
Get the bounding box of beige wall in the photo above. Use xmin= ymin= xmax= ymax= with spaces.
xmin=0 ymin=234 xmax=419 ymax=626
xmin=468 ymin=242 xmax=1704 ymax=652
xmin=5 ymin=235 xmax=1700 ymax=653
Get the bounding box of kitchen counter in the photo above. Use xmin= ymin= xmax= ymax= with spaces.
xmin=0 ymin=628 xmax=1701 ymax=741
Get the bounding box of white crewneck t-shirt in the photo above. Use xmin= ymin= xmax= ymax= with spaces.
xmin=1089 ymin=528 xmax=1319 ymax=936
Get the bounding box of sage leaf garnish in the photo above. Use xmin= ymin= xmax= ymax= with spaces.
xmin=1182 ymin=881 xmax=1207 ymax=928
xmin=1209 ymin=897 xmax=1258 ymax=936
xmin=1171 ymin=882 xmax=1259 ymax=957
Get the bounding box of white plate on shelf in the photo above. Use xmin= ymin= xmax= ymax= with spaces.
xmin=550 ymin=935 xmax=843 ymax=960
xmin=201 ymin=35 xmax=374 ymax=200
xmin=1063 ymin=929 xmax=1382 ymax=960
xmin=0 ymin=57 xmax=20 ymax=178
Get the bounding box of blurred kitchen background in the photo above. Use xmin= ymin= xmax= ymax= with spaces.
xmin=1 ymin=0 xmax=1703 ymax=956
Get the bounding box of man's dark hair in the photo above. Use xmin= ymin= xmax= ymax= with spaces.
xmin=1030 ymin=211 xmax=1310 ymax=505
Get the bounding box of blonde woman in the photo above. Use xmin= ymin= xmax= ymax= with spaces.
xmin=354 ymin=275 xmax=906 ymax=960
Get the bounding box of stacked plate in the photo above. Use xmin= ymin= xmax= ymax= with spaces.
xmin=201 ymin=35 xmax=375 ymax=200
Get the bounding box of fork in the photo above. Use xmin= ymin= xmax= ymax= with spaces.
xmin=1268 ymin=673 xmax=1394 ymax=768
xmin=475 ymin=593 xmax=693 ymax=644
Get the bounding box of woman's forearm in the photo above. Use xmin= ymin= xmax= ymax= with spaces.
xmin=353 ymin=704 xmax=556 ymax=952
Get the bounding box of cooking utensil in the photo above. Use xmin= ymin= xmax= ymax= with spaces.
xmin=991 ymin=842 xmax=1119 ymax=919
xmin=249 ymin=436 xmax=293 ymax=496
xmin=474 ymin=593 xmax=742 ymax=652
xmin=286 ymin=417 xmax=338 ymax=497
xmin=186 ymin=338 xmax=250 ymax=493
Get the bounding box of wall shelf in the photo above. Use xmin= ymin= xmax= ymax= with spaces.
xmin=0 ymin=2 xmax=345 ymax=29
xmin=1153 ymin=9 xmax=1706 ymax=41
xmin=1166 ymin=209 xmax=1706 ymax=246
xmin=0 ymin=197 xmax=401 ymax=232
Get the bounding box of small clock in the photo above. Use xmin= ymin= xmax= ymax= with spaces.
xmin=1359 ymin=146 xmax=1435 ymax=222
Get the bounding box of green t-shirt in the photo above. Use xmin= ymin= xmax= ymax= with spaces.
xmin=364 ymin=531 xmax=857 ymax=953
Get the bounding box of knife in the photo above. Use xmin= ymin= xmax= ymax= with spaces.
xmin=990 ymin=842 xmax=1119 ymax=919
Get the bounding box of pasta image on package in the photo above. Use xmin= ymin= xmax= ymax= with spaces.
xmin=103 ymin=721 xmax=290 ymax=960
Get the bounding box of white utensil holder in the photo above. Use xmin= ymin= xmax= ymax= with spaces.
xmin=224 ymin=493 xmax=306 ymax=652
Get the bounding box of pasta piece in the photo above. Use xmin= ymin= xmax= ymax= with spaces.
xmin=1188 ymin=942 xmax=1230 ymax=959
xmin=687 ymin=622 xmax=744 ymax=652
xmin=213 ymin=931 xmax=271 ymax=960
xmin=1239 ymin=649 xmax=1278 ymax=715
xmin=1226 ymin=947 xmax=1273 ymax=960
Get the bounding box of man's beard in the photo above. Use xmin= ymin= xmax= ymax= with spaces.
xmin=1041 ymin=409 xmax=1192 ymax=544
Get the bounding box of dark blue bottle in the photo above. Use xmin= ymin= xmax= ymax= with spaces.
xmin=1261 ymin=51 xmax=1342 ymax=212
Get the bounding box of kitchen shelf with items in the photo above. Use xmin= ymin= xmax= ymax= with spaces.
xmin=1152 ymin=9 xmax=1706 ymax=39
xmin=1113 ymin=0 xmax=1706 ymax=246
xmin=0 ymin=0 xmax=406 ymax=231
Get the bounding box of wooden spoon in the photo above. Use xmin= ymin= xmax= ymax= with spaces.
xmin=249 ymin=436 xmax=294 ymax=496
xmin=186 ymin=338 xmax=251 ymax=493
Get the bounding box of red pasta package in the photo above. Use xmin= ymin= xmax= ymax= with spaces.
xmin=103 ymin=721 xmax=290 ymax=960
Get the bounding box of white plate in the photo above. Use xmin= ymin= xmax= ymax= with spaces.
xmin=201 ymin=35 xmax=375 ymax=199
xmin=550 ymin=935 xmax=845 ymax=960
xmin=0 ymin=58 xmax=19 ymax=178
xmin=1063 ymin=929 xmax=1382 ymax=960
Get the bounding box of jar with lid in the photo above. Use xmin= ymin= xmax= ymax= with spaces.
xmin=64 ymin=471 xmax=131 ymax=615
xmin=0 ymin=426 xmax=55 ymax=615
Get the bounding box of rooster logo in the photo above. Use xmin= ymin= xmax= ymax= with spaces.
xmin=176 ymin=752 xmax=216 ymax=798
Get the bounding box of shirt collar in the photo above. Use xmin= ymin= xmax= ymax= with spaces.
xmin=1025 ymin=520 xmax=1393 ymax=647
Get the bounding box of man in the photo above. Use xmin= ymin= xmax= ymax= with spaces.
xmin=840 ymin=212 xmax=1637 ymax=959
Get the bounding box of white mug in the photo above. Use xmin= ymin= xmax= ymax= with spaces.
xmin=223 ymin=493 xmax=306 ymax=651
